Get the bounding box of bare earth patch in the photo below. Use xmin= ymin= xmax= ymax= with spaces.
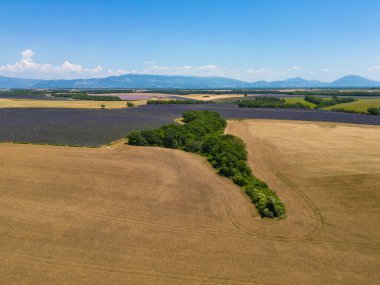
xmin=1 ymin=120 xmax=379 ymax=284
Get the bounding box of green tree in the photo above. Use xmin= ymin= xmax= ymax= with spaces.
xmin=128 ymin=131 xmax=148 ymax=146
xmin=367 ymin=107 xmax=380 ymax=115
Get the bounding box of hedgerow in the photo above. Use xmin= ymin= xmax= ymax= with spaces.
xmin=304 ymin=95 xmax=356 ymax=108
xmin=52 ymin=92 xmax=122 ymax=101
xmin=330 ymin=106 xmax=380 ymax=115
xmin=147 ymin=99 xmax=206 ymax=105
xmin=238 ymin=97 xmax=310 ymax=109
xmin=128 ymin=110 xmax=285 ymax=218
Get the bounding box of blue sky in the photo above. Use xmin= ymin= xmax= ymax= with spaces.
xmin=0 ymin=0 xmax=379 ymax=81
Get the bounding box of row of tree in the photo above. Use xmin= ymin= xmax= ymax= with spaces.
xmin=304 ymin=95 xmax=356 ymax=108
xmin=52 ymin=93 xmax=122 ymax=101
xmin=128 ymin=110 xmax=285 ymax=218
xmin=147 ymin=99 xmax=206 ymax=105
xmin=134 ymin=89 xmax=380 ymax=97
xmin=331 ymin=106 xmax=380 ymax=115
xmin=237 ymin=96 xmax=310 ymax=109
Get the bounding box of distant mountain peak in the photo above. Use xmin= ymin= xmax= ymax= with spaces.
xmin=331 ymin=75 xmax=380 ymax=87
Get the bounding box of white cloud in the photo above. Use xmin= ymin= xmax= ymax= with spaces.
xmin=199 ymin=64 xmax=218 ymax=70
xmin=137 ymin=64 xmax=233 ymax=78
xmin=244 ymin=66 xmax=304 ymax=81
xmin=107 ymin=68 xmax=129 ymax=76
xmin=368 ymin=65 xmax=380 ymax=72
xmin=21 ymin=49 xmax=34 ymax=61
xmin=322 ymin=68 xmax=329 ymax=72
xmin=246 ymin=68 xmax=272 ymax=74
xmin=287 ymin=66 xmax=301 ymax=71
xmin=0 ymin=50 xmax=310 ymax=81
xmin=0 ymin=49 xmax=125 ymax=79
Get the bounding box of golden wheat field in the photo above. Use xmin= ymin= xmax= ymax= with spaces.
xmin=0 ymin=120 xmax=379 ymax=284
xmin=0 ymin=98 xmax=147 ymax=109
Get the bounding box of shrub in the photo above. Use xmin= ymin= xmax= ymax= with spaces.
xmin=128 ymin=131 xmax=148 ymax=146
xmin=367 ymin=107 xmax=380 ymax=115
xmin=244 ymin=183 xmax=285 ymax=218
xmin=127 ymin=101 xmax=135 ymax=107
xmin=100 ymin=104 xmax=106 ymax=109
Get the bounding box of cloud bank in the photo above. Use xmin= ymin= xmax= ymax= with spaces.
xmin=4 ymin=49 xmax=373 ymax=81
xmin=0 ymin=49 xmax=307 ymax=81
xmin=0 ymin=49 xmax=127 ymax=79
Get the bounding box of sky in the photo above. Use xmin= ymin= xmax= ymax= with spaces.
xmin=0 ymin=0 xmax=379 ymax=82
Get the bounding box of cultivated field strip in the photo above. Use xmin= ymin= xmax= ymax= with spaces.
xmin=1 ymin=104 xmax=379 ymax=146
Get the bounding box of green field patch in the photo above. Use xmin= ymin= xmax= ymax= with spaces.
xmin=284 ymin=97 xmax=316 ymax=108
xmin=323 ymin=99 xmax=380 ymax=112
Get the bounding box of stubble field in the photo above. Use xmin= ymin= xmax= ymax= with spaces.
xmin=0 ymin=120 xmax=379 ymax=284
xmin=0 ymin=98 xmax=147 ymax=109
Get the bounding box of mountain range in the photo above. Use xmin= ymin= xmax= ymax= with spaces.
xmin=0 ymin=74 xmax=380 ymax=89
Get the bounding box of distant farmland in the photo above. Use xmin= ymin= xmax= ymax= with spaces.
xmin=0 ymin=98 xmax=139 ymax=109
xmin=323 ymin=98 xmax=380 ymax=112
xmin=1 ymin=104 xmax=379 ymax=146
xmin=284 ymin=97 xmax=317 ymax=107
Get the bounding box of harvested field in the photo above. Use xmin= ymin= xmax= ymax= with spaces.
xmin=0 ymin=98 xmax=146 ymax=109
xmin=1 ymin=120 xmax=379 ymax=284
xmin=226 ymin=120 xmax=380 ymax=244
xmin=1 ymin=105 xmax=379 ymax=146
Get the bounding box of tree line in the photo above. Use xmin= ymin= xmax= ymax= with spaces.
xmin=304 ymin=95 xmax=356 ymax=108
xmin=52 ymin=93 xmax=122 ymax=101
xmin=136 ymin=89 xmax=380 ymax=97
xmin=332 ymin=106 xmax=380 ymax=115
xmin=147 ymin=99 xmax=207 ymax=105
xmin=237 ymin=96 xmax=310 ymax=109
xmin=128 ymin=110 xmax=285 ymax=218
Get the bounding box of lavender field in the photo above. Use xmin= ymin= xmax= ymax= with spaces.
xmin=1 ymin=104 xmax=379 ymax=146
